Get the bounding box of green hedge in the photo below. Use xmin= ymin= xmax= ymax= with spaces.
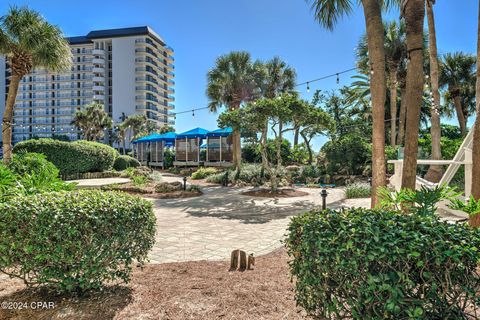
xmin=191 ymin=167 xmax=218 ymax=180
xmin=0 ymin=190 xmax=155 ymax=293
xmin=285 ymin=208 xmax=480 ymax=319
xmin=113 ymin=155 xmax=141 ymax=171
xmin=13 ymin=138 xmax=118 ymax=175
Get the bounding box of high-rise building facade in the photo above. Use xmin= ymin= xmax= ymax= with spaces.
xmin=0 ymin=26 xmax=175 ymax=144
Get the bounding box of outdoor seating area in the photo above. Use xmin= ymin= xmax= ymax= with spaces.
xmin=133 ymin=127 xmax=234 ymax=168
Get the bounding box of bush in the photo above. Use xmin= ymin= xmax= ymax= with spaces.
xmin=164 ymin=148 xmax=175 ymax=168
xmin=286 ymin=208 xmax=480 ymax=319
xmin=0 ymin=190 xmax=155 ymax=293
xmin=294 ymin=165 xmax=323 ymax=184
xmin=113 ymin=155 xmax=140 ymax=171
xmin=320 ymin=134 xmax=370 ymax=176
xmin=345 ymin=182 xmax=371 ymax=198
xmin=191 ymin=167 xmax=218 ymax=180
xmin=0 ymin=153 xmax=74 ymax=202
xmin=205 ymin=171 xmax=229 ymax=184
xmin=155 ymin=181 xmax=183 ymax=193
xmin=13 ymin=138 xmax=118 ymax=175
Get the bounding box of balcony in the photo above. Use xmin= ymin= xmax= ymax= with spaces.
xmin=92 ymin=85 xmax=105 ymax=91
xmin=92 ymin=58 xmax=105 ymax=64
xmin=92 ymin=67 xmax=105 ymax=73
xmin=92 ymin=49 xmax=105 ymax=55
xmin=93 ymin=94 xmax=105 ymax=100
xmin=93 ymin=76 xmax=105 ymax=82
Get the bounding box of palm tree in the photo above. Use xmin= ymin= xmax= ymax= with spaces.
xmin=307 ymin=0 xmax=389 ymax=207
xmin=122 ymin=113 xmax=148 ymax=141
xmin=260 ymin=57 xmax=296 ymax=168
xmin=400 ymin=0 xmax=426 ymax=191
xmin=357 ymin=20 xmax=406 ymax=147
xmin=71 ymin=103 xmax=113 ymax=141
xmin=158 ymin=125 xmax=175 ymax=134
xmin=440 ymin=52 xmax=476 ymax=136
xmin=472 ymin=0 xmax=480 ymax=202
xmin=113 ymin=123 xmax=127 ymax=155
xmin=207 ymin=51 xmax=258 ymax=169
xmin=0 ymin=6 xmax=71 ymax=163
xmin=424 ymin=0 xmax=443 ymax=182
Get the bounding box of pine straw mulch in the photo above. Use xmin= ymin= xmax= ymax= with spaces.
xmin=103 ymin=182 xmax=203 ymax=199
xmin=0 ymin=248 xmax=306 ymax=320
xmin=242 ymin=188 xmax=309 ymax=198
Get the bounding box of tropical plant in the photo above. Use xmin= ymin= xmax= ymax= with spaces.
xmin=207 ymin=51 xmax=259 ymax=169
xmin=440 ymin=52 xmax=476 ymax=136
xmin=449 ymin=196 xmax=480 ymax=227
xmin=71 ymin=103 xmax=113 ymax=141
xmin=306 ymin=0 xmax=390 ymax=207
xmin=345 ymin=182 xmax=371 ymax=198
xmin=377 ymin=185 xmax=460 ymax=216
xmin=256 ymin=57 xmax=297 ymax=167
xmin=113 ymin=155 xmax=141 ymax=171
xmin=0 ymin=6 xmax=72 ymax=163
xmin=121 ymin=113 xmax=148 ymax=141
xmin=401 ymin=0 xmax=426 ymax=191
xmin=191 ymin=167 xmax=218 ymax=180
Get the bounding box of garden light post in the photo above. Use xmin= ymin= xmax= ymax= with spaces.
xmin=183 ymin=176 xmax=187 ymax=191
xmin=223 ymin=170 xmax=229 ymax=187
xmin=321 ymin=189 xmax=328 ymax=210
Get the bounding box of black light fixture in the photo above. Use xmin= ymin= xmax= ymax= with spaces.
xmin=336 ymin=73 xmax=339 ymax=84
xmin=306 ymin=82 xmax=310 ymax=93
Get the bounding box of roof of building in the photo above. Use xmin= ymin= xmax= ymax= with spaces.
xmin=66 ymin=26 xmax=170 ymax=48
xmin=176 ymin=127 xmax=210 ymax=139
xmin=207 ymin=127 xmax=233 ymax=137
xmin=133 ymin=131 xmax=177 ymax=144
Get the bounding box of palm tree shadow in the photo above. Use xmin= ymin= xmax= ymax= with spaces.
xmin=0 ymin=285 xmax=132 ymax=320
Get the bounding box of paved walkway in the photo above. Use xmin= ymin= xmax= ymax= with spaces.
xmin=147 ymin=180 xmax=369 ymax=264
xmin=71 ymin=177 xmax=130 ymax=188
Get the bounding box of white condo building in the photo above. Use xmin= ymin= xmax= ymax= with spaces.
xmin=0 ymin=26 xmax=175 ymax=144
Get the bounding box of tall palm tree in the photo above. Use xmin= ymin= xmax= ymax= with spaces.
xmin=357 ymin=20 xmax=406 ymax=147
xmin=260 ymin=57 xmax=296 ymax=168
xmin=400 ymin=0 xmax=426 ymax=190
xmin=122 ymin=113 xmax=148 ymax=141
xmin=207 ymin=51 xmax=258 ymax=169
xmin=307 ymin=0 xmax=389 ymax=207
xmin=424 ymin=0 xmax=443 ymax=182
xmin=472 ymin=0 xmax=480 ymax=202
xmin=113 ymin=123 xmax=127 ymax=155
xmin=71 ymin=103 xmax=112 ymax=141
xmin=440 ymin=52 xmax=476 ymax=136
xmin=0 ymin=6 xmax=71 ymax=163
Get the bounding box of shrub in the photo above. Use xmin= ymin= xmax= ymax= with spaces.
xmin=155 ymin=181 xmax=183 ymax=193
xmin=0 ymin=153 xmax=74 ymax=202
xmin=191 ymin=167 xmax=218 ymax=180
xmin=205 ymin=171 xmax=229 ymax=184
xmin=113 ymin=155 xmax=140 ymax=171
xmin=164 ymin=148 xmax=175 ymax=168
xmin=132 ymin=175 xmax=148 ymax=186
xmin=0 ymin=190 xmax=155 ymax=293
xmin=286 ymin=208 xmax=480 ymax=319
xmin=345 ymin=182 xmax=371 ymax=199
xmin=321 ymin=134 xmax=370 ymax=176
xmin=120 ymin=166 xmax=151 ymax=179
xmin=13 ymin=138 xmax=118 ymax=175
xmin=295 ymin=165 xmax=323 ymax=184
xmin=187 ymin=184 xmax=201 ymax=192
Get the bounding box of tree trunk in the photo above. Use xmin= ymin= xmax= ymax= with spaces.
xmin=453 ymin=95 xmax=467 ymax=136
xmin=301 ymin=132 xmax=313 ymax=164
xmin=397 ymin=87 xmax=407 ymax=145
xmin=232 ymin=129 xmax=242 ymax=169
xmin=276 ymin=122 xmax=283 ymax=168
xmin=293 ymin=127 xmax=299 ymax=147
xmin=2 ymin=74 xmax=21 ymax=164
xmin=425 ymin=0 xmax=444 ymax=183
xmin=389 ymin=67 xmax=398 ymax=147
xmin=472 ymin=0 xmax=480 ymax=202
xmin=362 ymin=0 xmax=387 ymax=208
xmin=260 ymin=125 xmax=277 ymax=193
xmin=401 ymin=0 xmax=425 ymax=190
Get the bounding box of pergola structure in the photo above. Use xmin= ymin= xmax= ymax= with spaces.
xmin=173 ymin=127 xmax=209 ymax=167
xmin=132 ymin=132 xmax=177 ymax=168
xmin=204 ymin=127 xmax=233 ymax=167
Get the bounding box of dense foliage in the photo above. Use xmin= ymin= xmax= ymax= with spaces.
xmin=13 ymin=138 xmax=118 ymax=175
xmin=345 ymin=182 xmax=371 ymax=198
xmin=191 ymin=167 xmax=218 ymax=179
xmin=0 ymin=153 xmax=74 ymax=201
xmin=286 ymin=208 xmax=480 ymax=319
xmin=320 ymin=135 xmax=371 ymax=176
xmin=0 ymin=190 xmax=155 ymax=293
xmin=113 ymin=155 xmax=141 ymax=171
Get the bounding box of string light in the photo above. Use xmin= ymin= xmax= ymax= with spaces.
xmin=192 ymin=109 xmax=195 ymax=117
xmin=307 ymin=82 xmax=310 ymax=93
xmin=336 ymin=73 xmax=340 ymax=84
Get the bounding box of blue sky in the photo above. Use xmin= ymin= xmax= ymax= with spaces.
xmin=1 ymin=0 xmax=478 ymax=149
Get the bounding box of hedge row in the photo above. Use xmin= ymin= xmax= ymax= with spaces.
xmin=13 ymin=139 xmax=118 ymax=175
xmin=286 ymin=208 xmax=480 ymax=319
xmin=0 ymin=190 xmax=156 ymax=293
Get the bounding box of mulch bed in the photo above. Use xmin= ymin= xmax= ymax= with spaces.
xmin=144 ymin=190 xmax=203 ymax=199
xmin=242 ymin=188 xmax=309 ymax=198
xmin=0 ymin=248 xmax=306 ymax=320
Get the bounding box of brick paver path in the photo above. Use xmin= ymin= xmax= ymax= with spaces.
xmin=147 ymin=179 xmax=369 ymax=264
